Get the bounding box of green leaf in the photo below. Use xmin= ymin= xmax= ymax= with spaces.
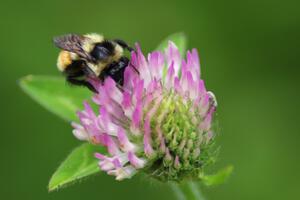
xmin=48 ymin=143 xmax=105 ymax=191
xmin=200 ymin=165 xmax=234 ymax=186
xmin=155 ymin=32 xmax=187 ymax=56
xmin=19 ymin=75 xmax=92 ymax=122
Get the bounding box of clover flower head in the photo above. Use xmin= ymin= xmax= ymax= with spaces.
xmin=72 ymin=42 xmax=217 ymax=181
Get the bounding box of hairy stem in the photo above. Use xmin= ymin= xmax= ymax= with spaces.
xmin=170 ymin=181 xmax=206 ymax=200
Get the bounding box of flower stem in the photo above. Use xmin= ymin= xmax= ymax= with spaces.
xmin=170 ymin=181 xmax=206 ymax=200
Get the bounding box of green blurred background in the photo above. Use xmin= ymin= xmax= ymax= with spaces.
xmin=1 ymin=0 xmax=299 ymax=199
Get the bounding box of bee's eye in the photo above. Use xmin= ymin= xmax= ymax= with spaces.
xmin=91 ymin=42 xmax=114 ymax=61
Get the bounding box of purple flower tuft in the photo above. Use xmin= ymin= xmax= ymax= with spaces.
xmin=72 ymin=42 xmax=217 ymax=181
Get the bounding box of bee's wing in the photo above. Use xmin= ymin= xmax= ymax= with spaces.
xmin=53 ymin=34 xmax=93 ymax=61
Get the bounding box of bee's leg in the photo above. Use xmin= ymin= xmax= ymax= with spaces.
xmin=129 ymin=63 xmax=139 ymax=75
xmin=66 ymin=75 xmax=97 ymax=93
xmin=106 ymin=57 xmax=131 ymax=86
xmin=113 ymin=40 xmax=140 ymax=74
xmin=120 ymin=56 xmax=139 ymax=75
xmin=113 ymin=39 xmax=134 ymax=52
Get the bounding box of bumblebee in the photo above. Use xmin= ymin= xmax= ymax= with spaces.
xmin=53 ymin=33 xmax=134 ymax=92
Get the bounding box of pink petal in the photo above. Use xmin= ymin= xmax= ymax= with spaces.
xmin=102 ymin=134 xmax=121 ymax=155
xmin=174 ymin=155 xmax=180 ymax=169
xmin=192 ymin=48 xmax=201 ymax=77
xmin=174 ymin=77 xmax=183 ymax=95
xmin=133 ymin=80 xmax=144 ymax=104
xmin=117 ymin=128 xmax=135 ymax=151
xmin=165 ymin=61 xmax=175 ymax=89
xmin=71 ymin=122 xmax=89 ymax=141
xmin=83 ymin=101 xmax=96 ymax=118
xmin=131 ymin=101 xmax=142 ymax=130
xmin=165 ymin=41 xmax=181 ymax=76
xmin=143 ymin=118 xmax=154 ymax=157
xmin=135 ymin=43 xmax=151 ymax=86
xmin=128 ymin=151 xmax=146 ymax=168
xmin=123 ymin=65 xmax=139 ymax=90
xmin=104 ymin=77 xmax=123 ymax=104
xmin=148 ymin=51 xmax=164 ymax=80
xmin=199 ymin=107 xmax=215 ymax=131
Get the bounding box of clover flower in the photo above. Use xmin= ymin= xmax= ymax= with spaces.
xmin=71 ymin=42 xmax=217 ymax=181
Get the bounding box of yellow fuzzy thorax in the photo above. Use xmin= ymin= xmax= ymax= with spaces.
xmin=82 ymin=33 xmax=104 ymax=53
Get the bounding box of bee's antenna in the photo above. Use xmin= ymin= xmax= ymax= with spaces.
xmin=129 ymin=63 xmax=140 ymax=75
xmin=116 ymin=83 xmax=124 ymax=92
